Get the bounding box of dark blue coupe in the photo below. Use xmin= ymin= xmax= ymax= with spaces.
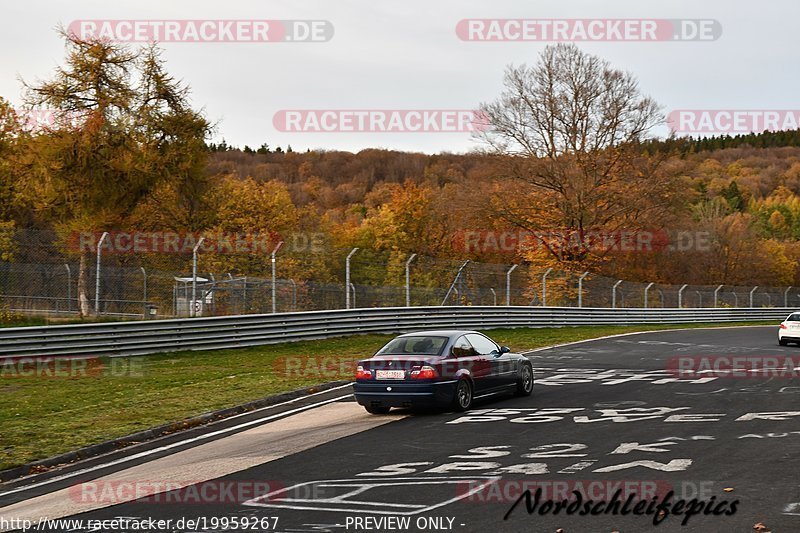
xmin=353 ymin=330 xmax=533 ymax=414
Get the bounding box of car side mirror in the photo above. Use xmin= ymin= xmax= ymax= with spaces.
xmin=500 ymin=346 xmax=511 ymax=354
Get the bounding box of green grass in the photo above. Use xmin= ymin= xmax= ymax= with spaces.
xmin=0 ymin=321 xmax=774 ymax=471
xmin=0 ymin=316 xmax=53 ymax=327
xmin=0 ymin=315 xmax=131 ymax=328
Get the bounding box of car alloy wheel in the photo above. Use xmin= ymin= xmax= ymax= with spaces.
xmin=453 ymin=379 xmax=473 ymax=411
xmin=516 ymin=363 xmax=534 ymax=396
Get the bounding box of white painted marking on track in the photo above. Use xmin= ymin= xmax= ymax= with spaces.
xmin=243 ymin=476 xmax=500 ymax=515
xmin=522 ymin=324 xmax=775 ymax=356
xmin=592 ymin=459 xmax=692 ymax=473
xmin=783 ymin=502 xmax=800 ymax=515
xmin=675 ymin=388 xmax=728 ymax=395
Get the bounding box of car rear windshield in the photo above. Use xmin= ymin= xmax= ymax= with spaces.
xmin=376 ymin=336 xmax=448 ymax=356
xmin=788 ymin=314 xmax=800 ymax=322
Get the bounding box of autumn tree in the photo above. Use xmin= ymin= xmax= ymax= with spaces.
xmin=200 ymin=175 xmax=299 ymax=275
xmin=478 ymin=44 xmax=682 ymax=273
xmin=0 ymin=98 xmax=22 ymax=220
xmin=22 ymin=31 xmax=211 ymax=315
xmin=349 ymin=180 xmax=459 ymax=287
xmin=208 ymin=176 xmax=298 ymax=235
xmin=0 ymin=98 xmax=25 ymax=261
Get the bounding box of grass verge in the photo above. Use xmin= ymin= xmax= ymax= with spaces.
xmin=0 ymin=321 xmax=774 ymax=471
xmin=0 ymin=315 xmax=131 ymax=328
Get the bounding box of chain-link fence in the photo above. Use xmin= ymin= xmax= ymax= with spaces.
xmin=0 ymin=229 xmax=798 ymax=320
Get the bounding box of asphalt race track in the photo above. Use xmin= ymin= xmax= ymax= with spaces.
xmin=2 ymin=326 xmax=800 ymax=533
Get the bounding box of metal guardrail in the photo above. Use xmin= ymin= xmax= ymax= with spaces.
xmin=0 ymin=306 xmax=791 ymax=358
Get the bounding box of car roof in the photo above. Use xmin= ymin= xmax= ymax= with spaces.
xmin=396 ymin=330 xmax=481 ymax=338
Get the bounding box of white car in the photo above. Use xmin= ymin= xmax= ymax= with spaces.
xmin=778 ymin=312 xmax=800 ymax=345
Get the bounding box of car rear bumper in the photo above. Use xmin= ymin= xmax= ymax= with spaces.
xmin=779 ymin=333 xmax=800 ymax=342
xmin=353 ymin=380 xmax=458 ymax=408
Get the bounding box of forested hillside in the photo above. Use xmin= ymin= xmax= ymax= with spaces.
xmin=200 ymin=139 xmax=800 ymax=287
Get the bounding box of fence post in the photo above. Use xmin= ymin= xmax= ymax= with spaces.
xmin=64 ymin=264 xmax=71 ymax=313
xmin=94 ymin=232 xmax=108 ymax=316
xmin=490 ymin=288 xmax=497 ymax=306
xmin=612 ymin=279 xmax=622 ymax=308
xmin=644 ymin=282 xmax=654 ymax=308
xmin=289 ymin=278 xmax=297 ymax=311
xmin=678 ymin=284 xmax=688 ymax=308
xmin=243 ymin=276 xmax=248 ymax=313
xmin=785 ymin=286 xmax=793 ymax=308
xmin=541 ymin=268 xmax=553 ymax=307
xmin=350 ymin=283 xmax=356 ymax=308
xmin=345 ymin=248 xmax=359 ymax=309
xmin=208 ymin=273 xmax=216 ymax=315
xmin=750 ymin=286 xmax=759 ymax=308
xmin=714 ymin=285 xmax=723 ymax=308
xmin=696 ymin=290 xmax=702 ymax=308
xmin=271 ymin=241 xmax=283 ymax=313
xmin=405 ymin=253 xmax=417 ymax=307
xmin=141 ymin=267 xmax=147 ymax=317
xmin=732 ymin=291 xmax=739 ymax=307
xmin=506 ymin=264 xmax=518 ymax=306
xmin=578 ymin=271 xmax=589 ymax=308
xmin=191 ymin=237 xmax=205 ymax=317
xmin=442 ymin=260 xmax=470 ymax=306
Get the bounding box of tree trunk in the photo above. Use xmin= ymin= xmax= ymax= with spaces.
xmin=77 ymin=251 xmax=92 ymax=317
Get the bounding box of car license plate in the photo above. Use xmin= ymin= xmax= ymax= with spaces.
xmin=376 ymin=370 xmax=405 ymax=380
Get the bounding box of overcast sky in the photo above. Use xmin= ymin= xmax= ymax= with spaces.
xmin=3 ymin=0 xmax=799 ymax=154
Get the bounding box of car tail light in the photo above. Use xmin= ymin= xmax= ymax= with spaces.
xmin=410 ymin=365 xmax=438 ymax=380
xmin=780 ymin=324 xmax=788 ymax=329
xmin=355 ymin=365 xmax=372 ymax=380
